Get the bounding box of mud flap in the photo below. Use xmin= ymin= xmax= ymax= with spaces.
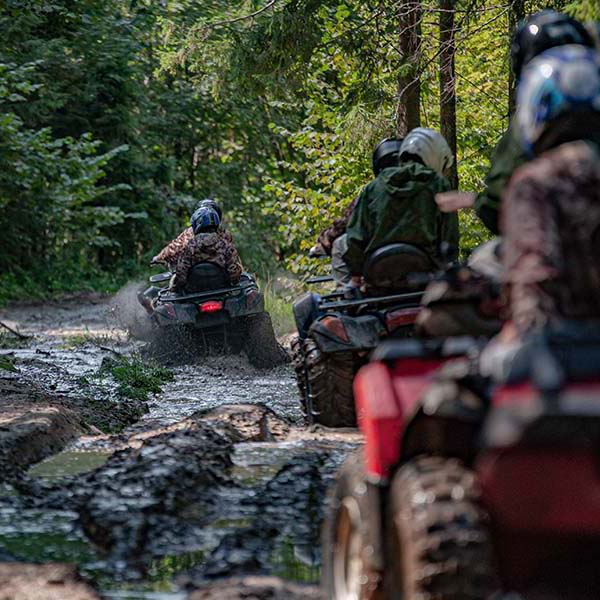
xmin=308 ymin=314 xmax=385 ymax=353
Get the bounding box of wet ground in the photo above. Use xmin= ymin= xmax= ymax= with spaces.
xmin=0 ymin=292 xmax=360 ymax=598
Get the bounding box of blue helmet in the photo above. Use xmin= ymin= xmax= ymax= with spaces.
xmin=191 ymin=206 xmax=220 ymax=234
xmin=194 ymin=198 xmax=223 ymax=220
xmin=517 ymin=44 xmax=600 ymax=155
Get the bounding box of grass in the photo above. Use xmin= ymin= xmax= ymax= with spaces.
xmin=0 ymin=330 xmax=31 ymax=349
xmin=99 ymin=354 xmax=174 ymax=402
xmin=262 ymin=279 xmax=298 ymax=337
xmin=0 ymin=355 xmax=18 ymax=372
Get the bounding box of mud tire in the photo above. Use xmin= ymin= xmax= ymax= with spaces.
xmin=385 ymin=456 xmax=497 ymax=600
xmin=290 ymin=335 xmax=308 ymax=404
xmin=322 ymin=451 xmax=382 ymax=600
xmin=244 ymin=312 xmax=288 ymax=369
xmin=304 ymin=336 xmax=356 ymax=427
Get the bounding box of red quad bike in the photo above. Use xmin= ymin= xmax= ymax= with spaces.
xmin=322 ymin=323 xmax=600 ymax=599
xmin=291 ymin=243 xmax=433 ymax=428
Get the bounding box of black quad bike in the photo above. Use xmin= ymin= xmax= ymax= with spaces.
xmin=138 ymin=263 xmax=284 ymax=367
xmin=291 ymin=243 xmax=433 ymax=428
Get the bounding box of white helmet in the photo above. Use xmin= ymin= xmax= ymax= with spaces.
xmin=399 ymin=128 xmax=454 ymax=175
xmin=517 ymin=44 xmax=600 ymax=154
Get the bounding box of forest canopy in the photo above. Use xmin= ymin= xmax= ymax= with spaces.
xmin=0 ymin=0 xmax=598 ymax=301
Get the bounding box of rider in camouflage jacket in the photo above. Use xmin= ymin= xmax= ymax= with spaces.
xmin=154 ymin=227 xmax=234 ymax=270
xmin=171 ymin=231 xmax=243 ymax=291
xmin=502 ymin=141 xmax=600 ymax=334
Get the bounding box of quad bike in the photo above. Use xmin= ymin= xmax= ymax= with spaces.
xmin=322 ymin=322 xmax=600 ymax=599
xmin=138 ymin=263 xmax=284 ymax=368
xmin=291 ymin=243 xmax=434 ymax=428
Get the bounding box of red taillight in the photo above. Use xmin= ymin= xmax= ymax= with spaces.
xmin=199 ymin=300 xmax=223 ymax=313
xmin=385 ymin=307 xmax=421 ymax=330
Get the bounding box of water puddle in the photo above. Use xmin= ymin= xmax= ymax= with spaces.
xmin=28 ymin=450 xmax=112 ymax=481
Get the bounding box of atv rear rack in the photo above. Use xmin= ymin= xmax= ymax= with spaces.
xmin=158 ymin=285 xmax=244 ymax=303
xmin=319 ymin=290 xmax=424 ymax=311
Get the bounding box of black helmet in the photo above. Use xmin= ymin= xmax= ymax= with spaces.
xmin=511 ymin=10 xmax=594 ymax=81
xmin=194 ymin=198 xmax=223 ymax=220
xmin=372 ymin=137 xmax=404 ymax=176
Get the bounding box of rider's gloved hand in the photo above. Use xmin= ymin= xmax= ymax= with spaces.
xmin=150 ymin=256 xmax=160 ymax=266
xmin=308 ymin=244 xmax=327 ymax=258
xmin=343 ymin=276 xmax=363 ymax=300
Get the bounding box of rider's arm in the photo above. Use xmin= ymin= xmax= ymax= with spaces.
xmin=155 ymin=227 xmax=194 ymax=264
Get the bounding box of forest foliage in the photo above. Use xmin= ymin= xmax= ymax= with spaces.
xmin=0 ymin=0 xmax=598 ymax=301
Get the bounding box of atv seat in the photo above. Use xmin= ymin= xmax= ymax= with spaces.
xmin=185 ymin=263 xmax=230 ymax=293
xmin=364 ymin=243 xmax=434 ymax=290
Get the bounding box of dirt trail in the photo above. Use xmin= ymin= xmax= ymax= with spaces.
xmin=0 ymin=293 xmax=359 ymax=598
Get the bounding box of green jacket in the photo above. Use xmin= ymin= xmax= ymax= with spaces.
xmin=474 ymin=121 xmax=528 ymax=235
xmin=344 ymin=161 xmax=458 ymax=275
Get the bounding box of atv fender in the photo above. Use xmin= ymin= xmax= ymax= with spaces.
xmin=293 ymin=292 xmax=322 ymax=340
xmin=308 ymin=313 xmax=385 ymax=353
xmin=153 ymin=301 xmax=198 ymax=326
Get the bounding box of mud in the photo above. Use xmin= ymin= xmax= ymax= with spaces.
xmin=0 ymin=292 xmax=359 ymax=597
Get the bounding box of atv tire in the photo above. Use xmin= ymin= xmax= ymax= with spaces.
xmin=304 ymin=336 xmax=357 ymax=427
xmin=290 ymin=335 xmax=309 ymax=405
xmin=385 ymin=456 xmax=497 ymax=600
xmin=322 ymin=451 xmax=383 ymax=600
xmin=244 ymin=312 xmax=288 ymax=368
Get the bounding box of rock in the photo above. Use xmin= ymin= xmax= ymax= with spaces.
xmin=0 ymin=563 xmax=99 ymax=600
xmin=187 ymin=576 xmax=323 ymax=599
xmin=198 ymin=404 xmax=290 ymax=442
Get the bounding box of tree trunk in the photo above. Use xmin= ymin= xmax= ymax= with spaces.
xmin=396 ymin=0 xmax=422 ymax=136
xmin=439 ymin=0 xmax=458 ymax=188
xmin=508 ymin=0 xmax=526 ymax=116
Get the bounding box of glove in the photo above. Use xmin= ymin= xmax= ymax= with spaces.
xmin=150 ymin=256 xmax=160 ymax=266
xmin=308 ymin=244 xmax=327 ymax=258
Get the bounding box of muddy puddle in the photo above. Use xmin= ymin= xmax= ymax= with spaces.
xmin=0 ymin=293 xmax=359 ymax=597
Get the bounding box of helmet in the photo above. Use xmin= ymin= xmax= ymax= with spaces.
xmin=191 ymin=206 xmax=220 ymax=234
xmin=399 ymin=128 xmax=454 ymax=175
xmin=194 ymin=198 xmax=223 ymax=220
xmin=511 ymin=10 xmax=594 ymax=81
xmin=372 ymin=137 xmax=404 ymax=176
xmin=517 ymin=45 xmax=600 ymax=155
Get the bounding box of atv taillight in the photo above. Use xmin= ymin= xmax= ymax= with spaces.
xmin=199 ymin=301 xmax=223 ymax=313
xmin=386 ymin=307 xmax=421 ymax=330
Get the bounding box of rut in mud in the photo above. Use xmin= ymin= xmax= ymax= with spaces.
xmin=0 ymin=291 xmax=360 ymax=598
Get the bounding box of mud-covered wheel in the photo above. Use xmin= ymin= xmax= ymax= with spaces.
xmin=322 ymin=451 xmax=383 ymax=600
xmin=385 ymin=456 xmax=497 ymax=600
xmin=244 ymin=312 xmax=288 ymax=368
xmin=290 ymin=335 xmax=308 ymax=404
xmin=304 ymin=337 xmax=356 ymax=427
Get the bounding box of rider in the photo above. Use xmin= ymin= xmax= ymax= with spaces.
xmin=435 ymin=10 xmax=596 ymax=234
xmin=310 ymin=137 xmax=404 ymax=258
xmin=502 ymin=44 xmax=600 ymax=337
xmin=480 ymin=45 xmax=600 ymax=379
xmin=152 ymin=199 xmax=233 ymax=269
xmin=343 ymin=128 xmax=458 ymax=284
xmin=170 ymin=206 xmax=243 ymax=292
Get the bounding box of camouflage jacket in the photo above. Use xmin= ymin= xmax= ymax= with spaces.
xmin=474 ymin=121 xmax=528 ymax=235
xmin=316 ymin=194 xmax=360 ymax=256
xmin=502 ymin=141 xmax=600 ymax=334
xmin=171 ymin=232 xmax=243 ymax=290
xmin=156 ymin=227 xmax=234 ymax=269
xmin=344 ymin=162 xmax=458 ymax=275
